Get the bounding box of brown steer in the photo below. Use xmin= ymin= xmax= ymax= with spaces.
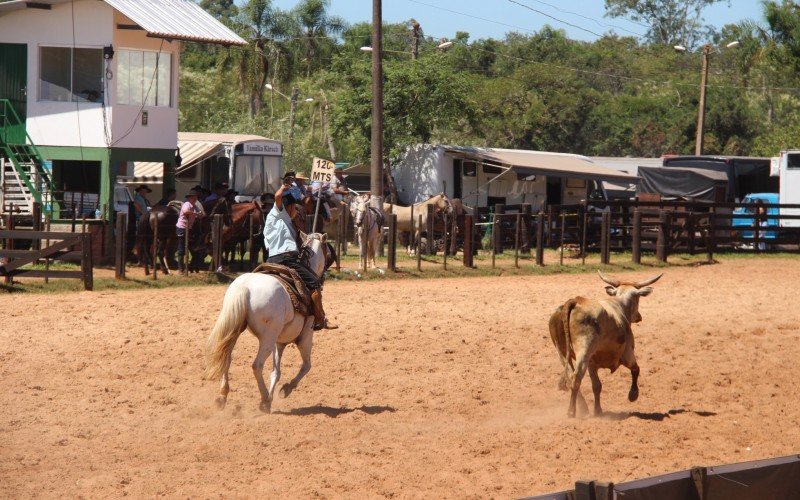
xmin=549 ymin=271 xmax=662 ymax=418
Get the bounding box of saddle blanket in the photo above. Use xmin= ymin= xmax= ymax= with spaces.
xmin=251 ymin=263 xmax=312 ymax=317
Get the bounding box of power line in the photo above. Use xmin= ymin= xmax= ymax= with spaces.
xmin=506 ymin=0 xmax=603 ymax=38
xmin=520 ymin=0 xmax=646 ymax=36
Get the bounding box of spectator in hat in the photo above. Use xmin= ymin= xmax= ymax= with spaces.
xmin=295 ymin=172 xmax=310 ymax=199
xmin=177 ymin=189 xmax=203 ymax=273
xmin=133 ymin=185 xmax=152 ymax=223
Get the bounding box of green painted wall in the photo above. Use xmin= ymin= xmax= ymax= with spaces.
xmin=36 ymin=146 xmax=176 ymax=220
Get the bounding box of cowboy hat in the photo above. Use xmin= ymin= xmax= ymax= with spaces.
xmin=295 ymin=172 xmax=309 ymax=181
xmin=186 ymin=189 xmax=201 ymax=198
xmin=135 ymin=185 xmax=152 ymax=193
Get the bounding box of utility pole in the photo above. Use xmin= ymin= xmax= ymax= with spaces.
xmin=370 ymin=0 xmax=384 ymax=202
xmin=289 ymin=86 xmax=299 ymax=140
xmin=695 ymin=44 xmax=711 ymax=156
xmin=411 ymin=19 xmax=420 ymax=60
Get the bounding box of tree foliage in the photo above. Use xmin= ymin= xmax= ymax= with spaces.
xmin=178 ymin=1 xmax=800 ymax=171
xmin=604 ymin=0 xmax=726 ymax=48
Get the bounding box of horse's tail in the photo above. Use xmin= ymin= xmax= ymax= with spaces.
xmin=204 ymin=282 xmax=249 ymax=381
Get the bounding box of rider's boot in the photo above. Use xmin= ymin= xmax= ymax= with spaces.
xmin=311 ymin=289 xmax=338 ymax=330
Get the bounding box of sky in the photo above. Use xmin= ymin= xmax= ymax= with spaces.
xmin=271 ymin=0 xmax=764 ymax=44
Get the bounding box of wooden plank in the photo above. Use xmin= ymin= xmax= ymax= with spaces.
xmin=8 ymin=270 xmax=83 ymax=279
xmin=463 ymin=214 xmax=474 ymax=268
xmin=82 ymin=232 xmax=93 ymax=291
xmin=0 ymin=237 xmax=79 ymax=273
xmin=0 ymin=230 xmax=82 ymax=240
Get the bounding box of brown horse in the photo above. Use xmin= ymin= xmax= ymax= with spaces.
xmin=217 ymin=201 xmax=266 ymax=270
xmin=135 ymin=204 xmax=180 ymax=274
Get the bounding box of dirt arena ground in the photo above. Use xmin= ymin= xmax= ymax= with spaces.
xmin=3 ymin=258 xmax=800 ymax=498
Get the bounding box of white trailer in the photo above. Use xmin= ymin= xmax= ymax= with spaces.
xmin=779 ymin=150 xmax=800 ymax=227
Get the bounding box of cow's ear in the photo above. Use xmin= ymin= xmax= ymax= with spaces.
xmin=604 ymin=286 xmax=617 ymax=296
xmin=637 ymin=286 xmax=653 ymax=296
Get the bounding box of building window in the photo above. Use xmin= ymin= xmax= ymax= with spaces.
xmin=117 ymin=49 xmax=171 ymax=107
xmin=39 ymin=47 xmax=103 ymax=102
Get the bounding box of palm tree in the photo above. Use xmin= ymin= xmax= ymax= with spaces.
xmin=292 ymin=0 xmax=347 ymax=77
xmin=222 ymin=0 xmax=297 ymax=118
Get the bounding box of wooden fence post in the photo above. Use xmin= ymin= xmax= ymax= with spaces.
xmin=600 ymin=211 xmax=610 ymax=265
xmin=494 ymin=204 xmax=505 ymax=254
xmin=707 ymin=210 xmax=715 ymax=263
xmin=581 ymin=209 xmax=588 ymax=266
xmin=341 ymin=206 xmax=348 ymax=256
xmin=687 ymin=211 xmax=696 ymax=255
xmin=463 ymin=214 xmax=474 ymax=268
xmin=449 ymin=210 xmax=458 ymax=256
xmin=545 ymin=206 xmax=553 ymax=247
xmin=417 ymin=214 xmax=423 ymax=271
xmin=632 ymin=209 xmax=641 ymax=265
xmin=754 ymin=200 xmax=762 ymax=254
xmin=152 ymin=216 xmax=158 ymax=280
xmin=212 ymin=214 xmax=223 ymax=272
xmin=656 ymin=210 xmax=668 ymax=263
xmin=387 ymin=213 xmax=397 ymax=272
xmin=32 ymin=202 xmax=42 ymax=252
xmin=115 ymin=212 xmax=126 ymax=279
xmin=521 ymin=203 xmax=532 ymax=253
xmin=248 ymin=212 xmax=255 ymax=270
xmin=183 ymin=226 xmax=190 ymax=276
xmin=514 ymin=213 xmax=521 ymax=269
xmin=81 ymin=232 xmax=93 ymax=291
xmin=559 ymin=211 xmax=566 ymax=266
xmin=491 ymin=212 xmax=497 ymax=269
xmin=409 ymin=203 xmax=414 ymax=255
xmin=443 ymin=212 xmax=448 ymax=270
xmin=536 ymin=212 xmax=545 ymax=266
xmin=426 ymin=204 xmax=435 ymax=255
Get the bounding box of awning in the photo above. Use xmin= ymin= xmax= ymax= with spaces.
xmin=445 ymin=147 xmax=639 ymax=184
xmin=105 ymin=0 xmax=246 ymax=46
xmin=128 ymin=139 xmax=222 ymax=183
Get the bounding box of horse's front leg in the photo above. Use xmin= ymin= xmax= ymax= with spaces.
xmin=268 ymin=343 xmax=287 ymax=400
xmin=280 ymin=319 xmax=314 ymax=398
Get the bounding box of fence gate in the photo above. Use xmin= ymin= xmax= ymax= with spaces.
xmin=0 ymin=229 xmax=92 ymax=290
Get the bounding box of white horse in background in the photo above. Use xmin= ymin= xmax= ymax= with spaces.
xmin=383 ymin=193 xmax=453 ymax=254
xmin=350 ymin=193 xmax=382 ymax=270
xmin=204 ymin=233 xmax=333 ymax=413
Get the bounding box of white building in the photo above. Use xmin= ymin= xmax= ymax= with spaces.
xmin=392 ymin=144 xmax=639 ymax=209
xmin=0 ymin=0 xmax=245 ymax=217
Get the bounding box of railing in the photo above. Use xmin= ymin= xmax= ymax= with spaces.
xmin=0 ymin=99 xmax=58 ymax=209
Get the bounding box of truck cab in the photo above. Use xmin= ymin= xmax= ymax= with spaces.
xmin=732 ymin=193 xmax=779 ymax=241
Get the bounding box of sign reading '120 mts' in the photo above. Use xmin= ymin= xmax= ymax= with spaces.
xmin=311 ymin=157 xmax=336 ymax=183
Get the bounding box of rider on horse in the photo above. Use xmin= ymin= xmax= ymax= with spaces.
xmin=263 ymin=176 xmax=338 ymax=331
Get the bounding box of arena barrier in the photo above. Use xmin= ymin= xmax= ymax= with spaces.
xmin=522 ymin=454 xmax=800 ymax=500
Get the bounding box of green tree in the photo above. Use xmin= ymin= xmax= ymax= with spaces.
xmin=292 ymin=0 xmax=347 ymax=77
xmin=200 ymin=0 xmax=237 ymax=20
xmin=604 ymin=0 xmax=726 ymax=47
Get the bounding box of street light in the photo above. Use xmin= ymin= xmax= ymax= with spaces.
xmin=675 ymin=41 xmax=739 ymax=155
xmin=359 ymin=40 xmax=454 ymax=55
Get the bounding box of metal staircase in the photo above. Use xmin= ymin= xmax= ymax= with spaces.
xmin=0 ymin=99 xmax=59 ymax=217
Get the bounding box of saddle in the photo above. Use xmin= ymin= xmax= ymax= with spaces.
xmin=252 ymin=263 xmax=312 ymax=317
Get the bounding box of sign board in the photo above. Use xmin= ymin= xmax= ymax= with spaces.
xmin=239 ymin=141 xmax=282 ymax=156
xmin=311 ymin=157 xmax=336 ymax=183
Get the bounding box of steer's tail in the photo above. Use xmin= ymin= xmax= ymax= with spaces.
xmin=204 ymin=283 xmax=249 ymax=381
xmin=561 ymin=299 xmax=578 ymax=382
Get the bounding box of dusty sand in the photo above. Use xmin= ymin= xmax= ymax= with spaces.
xmin=2 ymin=258 xmax=800 ymax=498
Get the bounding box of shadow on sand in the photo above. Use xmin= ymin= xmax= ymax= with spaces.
xmin=276 ymin=405 xmax=396 ymax=418
xmin=602 ymin=408 xmax=718 ymax=422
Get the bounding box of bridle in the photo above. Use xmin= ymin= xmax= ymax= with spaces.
xmin=298 ymin=233 xmax=334 ymax=277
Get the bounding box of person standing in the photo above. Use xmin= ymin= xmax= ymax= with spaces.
xmin=133 ymin=185 xmax=152 ymax=223
xmin=156 ymin=188 xmax=176 ymax=207
xmin=177 ymin=190 xmax=202 ymax=273
xmin=263 ymin=177 xmax=337 ymax=330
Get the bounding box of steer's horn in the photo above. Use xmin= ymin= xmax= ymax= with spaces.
xmin=634 ymin=273 xmax=663 ymax=288
xmin=597 ymin=271 xmax=620 ymax=287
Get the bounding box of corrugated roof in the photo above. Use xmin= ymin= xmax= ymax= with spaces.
xmin=0 ymin=0 xmax=246 ymax=46
xmin=445 ymin=146 xmax=639 ymax=184
xmin=178 ymin=132 xmax=270 ymax=144
xmin=105 ymin=0 xmax=246 ymax=46
xmin=133 ymin=139 xmax=222 ymax=181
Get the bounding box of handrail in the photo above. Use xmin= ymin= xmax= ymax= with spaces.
xmin=0 ymin=99 xmax=59 ymax=211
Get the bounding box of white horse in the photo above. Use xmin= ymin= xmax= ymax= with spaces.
xmin=350 ymin=193 xmax=382 ymax=270
xmin=204 ymin=233 xmax=333 ymax=413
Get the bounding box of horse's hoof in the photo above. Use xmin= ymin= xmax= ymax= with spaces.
xmin=279 ymin=384 xmax=293 ymax=398
xmin=259 ymin=400 xmax=272 ymax=413
xmin=628 ymin=387 xmax=639 ymax=402
xmin=215 ymin=396 xmax=227 ymax=410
